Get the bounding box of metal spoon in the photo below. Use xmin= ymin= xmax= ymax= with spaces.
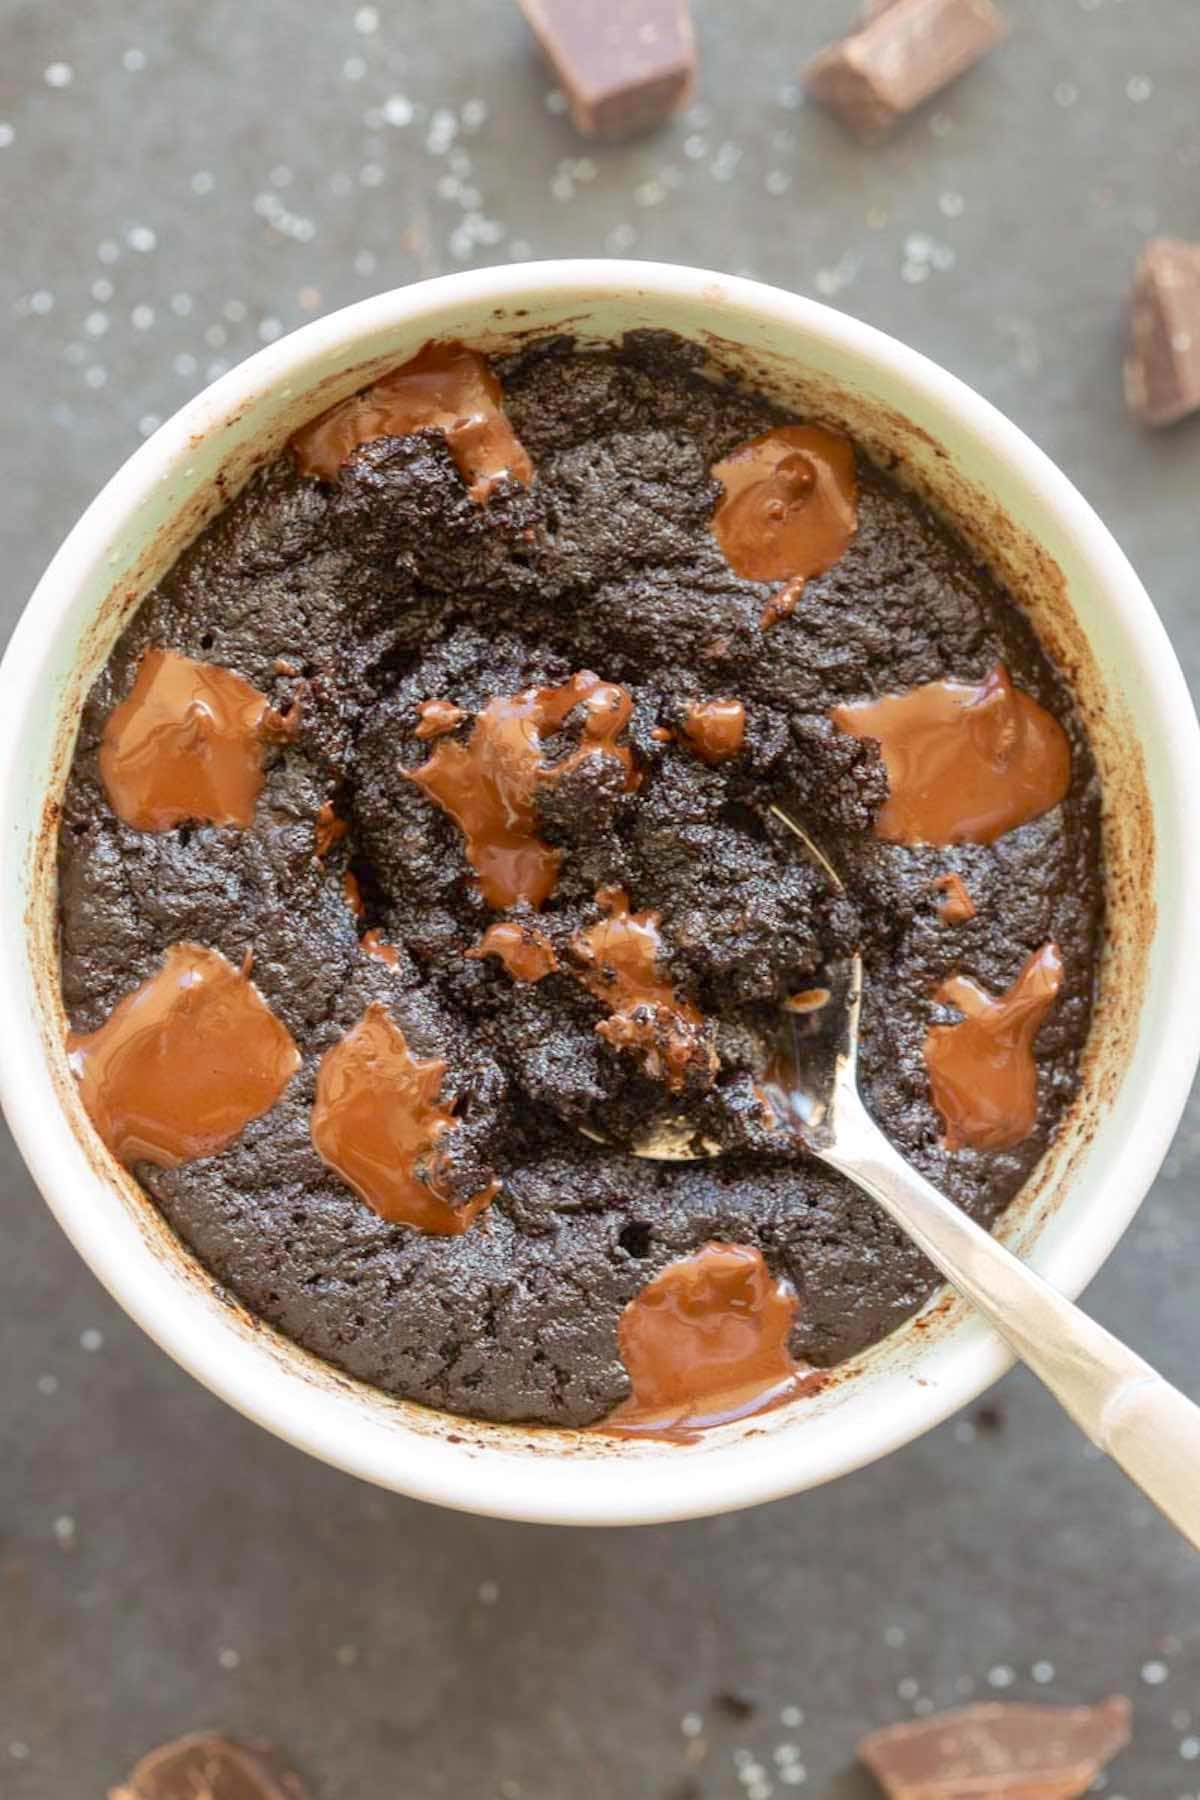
xmin=616 ymin=806 xmax=1200 ymax=1549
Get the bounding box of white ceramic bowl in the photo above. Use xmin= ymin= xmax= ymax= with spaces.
xmin=3 ymin=261 xmax=1198 ymax=1526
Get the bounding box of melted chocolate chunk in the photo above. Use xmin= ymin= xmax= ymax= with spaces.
xmin=925 ymin=943 xmax=1063 ymax=1151
xmin=858 ymin=1696 xmax=1131 ymax=1799
xmin=292 ymin=340 xmax=532 ymax=502
xmin=342 ymin=869 xmax=365 ymax=917
xmin=406 ymin=672 xmax=637 ymax=909
xmin=711 ymin=425 xmax=857 ymax=627
xmin=360 ymin=927 xmax=400 ymax=965
xmin=68 ymin=944 xmax=299 ymax=1167
xmin=311 ymin=1003 xmax=497 ymax=1233
xmin=469 ymin=920 xmax=558 ymax=982
xmin=832 ymin=664 xmax=1071 ymax=846
xmin=934 ymin=871 xmax=976 ymax=924
xmin=596 ymin=1241 xmax=822 ymax=1440
xmin=681 ymin=697 xmax=746 ymax=764
xmin=313 ymin=799 xmax=348 ymax=857
xmin=100 ymin=647 xmax=274 ymax=831
xmin=571 ymin=886 xmax=717 ymax=1092
xmin=415 ymin=696 xmax=467 ymax=739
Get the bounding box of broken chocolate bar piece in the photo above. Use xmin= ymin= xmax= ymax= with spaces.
xmin=805 ymin=0 xmax=1008 ymax=140
xmin=859 ymin=1696 xmax=1131 ymax=1799
xmin=109 ymin=1733 xmax=310 ymax=1800
xmin=1124 ymin=237 xmax=1200 ymax=427
xmin=518 ymin=0 xmax=695 ymax=140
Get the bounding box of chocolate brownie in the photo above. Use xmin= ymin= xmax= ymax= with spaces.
xmin=57 ymin=333 xmax=1102 ymax=1428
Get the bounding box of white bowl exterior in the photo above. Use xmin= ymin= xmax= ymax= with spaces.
xmin=2 ymin=261 xmax=1198 ymax=1525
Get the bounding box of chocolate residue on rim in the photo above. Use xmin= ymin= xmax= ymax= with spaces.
xmin=311 ymin=1002 xmax=497 ymax=1234
xmin=595 ymin=1241 xmax=822 ymax=1441
xmin=711 ymin=425 xmax=857 ymax=628
xmin=67 ymin=943 xmax=300 ymax=1167
xmin=925 ymin=943 xmax=1064 ymax=1151
xmin=291 ymin=340 xmax=533 ymax=503
xmin=100 ymin=646 xmax=276 ymax=831
xmin=405 ymin=673 xmax=638 ymax=909
xmin=342 ymin=870 xmax=365 ymax=917
xmin=832 ymin=663 xmax=1071 ymax=845
xmin=571 ymin=886 xmax=717 ymax=1091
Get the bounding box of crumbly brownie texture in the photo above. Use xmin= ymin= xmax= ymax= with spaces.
xmin=58 ymin=333 xmax=1102 ymax=1427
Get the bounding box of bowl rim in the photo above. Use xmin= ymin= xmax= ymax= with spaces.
xmin=3 ymin=258 xmax=1199 ymax=1526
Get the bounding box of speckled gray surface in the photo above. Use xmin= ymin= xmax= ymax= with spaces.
xmin=3 ymin=2 xmax=1200 ymax=1796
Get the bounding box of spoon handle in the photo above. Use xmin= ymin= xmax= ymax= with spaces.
xmin=823 ymin=1091 xmax=1200 ymax=1551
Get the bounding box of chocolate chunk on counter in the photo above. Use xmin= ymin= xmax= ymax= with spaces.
xmin=1124 ymin=237 xmax=1200 ymax=427
xmin=109 ymin=1733 xmax=310 ymax=1800
xmin=518 ymin=0 xmax=695 ymax=140
xmin=805 ymin=0 xmax=1007 ymax=139
xmin=859 ymin=1697 xmax=1131 ymax=1799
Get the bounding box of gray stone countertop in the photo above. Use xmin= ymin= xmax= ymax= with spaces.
xmin=2 ymin=2 xmax=1199 ymax=1795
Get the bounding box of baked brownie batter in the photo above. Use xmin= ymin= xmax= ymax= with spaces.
xmin=57 ymin=332 xmax=1102 ymax=1429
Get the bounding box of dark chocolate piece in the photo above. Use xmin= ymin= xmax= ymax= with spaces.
xmin=1124 ymin=237 xmax=1200 ymax=427
xmin=805 ymin=0 xmax=1007 ymax=139
xmin=109 ymin=1733 xmax=309 ymax=1800
xmin=518 ymin=0 xmax=695 ymax=140
xmin=859 ymin=1697 xmax=1131 ymax=1799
